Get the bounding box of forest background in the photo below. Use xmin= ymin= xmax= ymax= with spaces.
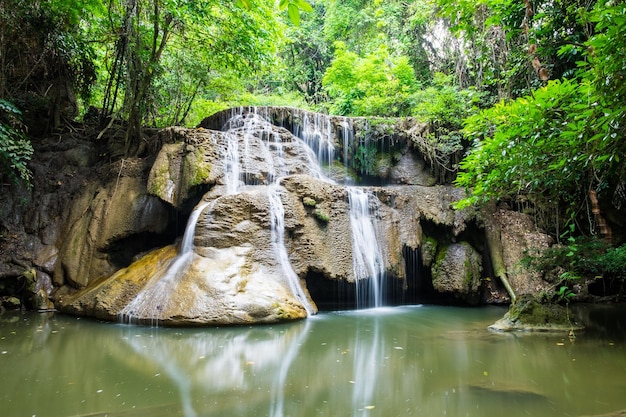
xmin=1 ymin=0 xmax=625 ymax=288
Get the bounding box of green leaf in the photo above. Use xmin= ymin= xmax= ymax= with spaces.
xmin=288 ymin=3 xmax=300 ymax=25
xmin=279 ymin=0 xmax=289 ymax=11
xmin=294 ymin=0 xmax=313 ymax=13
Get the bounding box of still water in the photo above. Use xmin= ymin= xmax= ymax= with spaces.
xmin=1 ymin=305 xmax=624 ymax=417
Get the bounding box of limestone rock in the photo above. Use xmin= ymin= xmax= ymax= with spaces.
xmin=488 ymin=295 xmax=583 ymax=332
xmin=432 ymin=242 xmax=483 ymax=305
xmin=55 ymin=175 xmax=172 ymax=288
xmin=59 ymin=190 xmax=313 ymax=325
xmin=492 ymin=208 xmax=553 ymax=296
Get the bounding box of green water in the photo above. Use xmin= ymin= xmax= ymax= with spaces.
xmin=1 ymin=305 xmax=624 ymax=417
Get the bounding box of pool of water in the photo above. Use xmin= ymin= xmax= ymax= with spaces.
xmin=1 ymin=304 xmax=624 ymax=417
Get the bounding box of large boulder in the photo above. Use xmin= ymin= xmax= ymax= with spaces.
xmin=488 ymin=294 xmax=583 ymax=332
xmin=431 ymin=242 xmax=483 ymax=304
xmin=55 ymin=164 xmax=173 ymax=289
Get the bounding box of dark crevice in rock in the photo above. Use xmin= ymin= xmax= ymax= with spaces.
xmin=106 ymin=231 xmax=178 ymax=270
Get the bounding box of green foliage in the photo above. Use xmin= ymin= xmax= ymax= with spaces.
xmin=351 ymin=143 xmax=379 ymax=176
xmin=0 ymin=0 xmax=98 ymax=125
xmin=454 ymin=0 xmax=626 ymax=241
xmin=0 ymin=100 xmax=33 ymax=186
xmin=411 ymin=73 xmax=477 ymax=177
xmin=524 ymin=234 xmax=626 ymax=288
xmin=555 ymin=285 xmax=576 ymax=305
xmin=97 ymin=0 xmax=282 ymax=152
xmin=275 ymin=1 xmax=332 ymax=104
xmin=322 ymin=42 xmax=417 ymax=116
xmin=278 ymin=0 xmax=313 ymax=26
xmin=454 ymin=78 xmax=593 ymax=209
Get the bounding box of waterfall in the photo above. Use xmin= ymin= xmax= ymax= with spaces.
xmin=295 ymin=110 xmax=335 ymax=167
xmin=120 ymin=201 xmax=212 ymax=325
xmin=268 ymin=186 xmax=316 ymax=316
xmin=341 ymin=117 xmax=354 ymax=176
xmin=224 ymin=132 xmax=241 ymax=194
xmin=223 ymin=110 xmax=317 ymax=316
xmin=348 ymin=188 xmax=385 ymax=309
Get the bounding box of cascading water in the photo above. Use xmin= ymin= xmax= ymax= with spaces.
xmin=268 ymin=185 xmax=316 ymax=316
xmin=225 ymin=111 xmax=318 ymax=316
xmin=122 ymin=107 xmax=394 ymax=324
xmin=294 ymin=110 xmax=336 ymax=167
xmin=120 ymin=200 xmax=211 ymax=325
xmin=348 ymin=188 xmax=385 ymax=309
xmin=224 ymin=132 xmax=241 ymax=194
xmin=341 ymin=117 xmax=354 ymax=177
xmin=231 ymin=109 xmax=388 ymax=311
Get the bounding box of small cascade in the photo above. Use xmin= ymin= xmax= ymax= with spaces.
xmin=341 ymin=117 xmax=354 ymax=176
xmin=293 ymin=110 xmax=336 ymax=167
xmin=120 ymin=201 xmax=212 ymax=325
xmin=268 ymin=186 xmax=316 ymax=316
xmin=348 ymin=188 xmax=385 ymax=309
xmin=224 ymin=132 xmax=241 ymax=194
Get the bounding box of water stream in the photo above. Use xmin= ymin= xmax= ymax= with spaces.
xmin=348 ymin=187 xmax=385 ymax=309
xmin=119 ymin=200 xmax=212 ymax=325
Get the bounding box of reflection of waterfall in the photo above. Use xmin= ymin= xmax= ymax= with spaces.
xmin=269 ymin=185 xmax=316 ymax=316
xmin=120 ymin=320 xmax=311 ymax=417
xmin=348 ymin=188 xmax=385 ymax=309
xmin=351 ymin=314 xmax=383 ymax=416
xmin=120 ymin=201 xmax=211 ymax=325
xmin=269 ymin=320 xmax=312 ymax=417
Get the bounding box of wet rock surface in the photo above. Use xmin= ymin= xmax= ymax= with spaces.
xmin=0 ymin=107 xmax=566 ymax=325
xmin=488 ymin=295 xmax=584 ymax=332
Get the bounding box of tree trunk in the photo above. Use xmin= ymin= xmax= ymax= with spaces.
xmin=484 ymin=204 xmax=517 ymax=303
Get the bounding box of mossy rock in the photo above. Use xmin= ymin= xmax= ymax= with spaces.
xmin=302 ymin=197 xmax=317 ymax=207
xmin=314 ymin=208 xmax=330 ymax=223
xmin=489 ymin=295 xmax=584 ymax=332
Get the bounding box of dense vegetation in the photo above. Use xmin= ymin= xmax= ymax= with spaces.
xmin=1 ymin=0 xmax=625 ymax=290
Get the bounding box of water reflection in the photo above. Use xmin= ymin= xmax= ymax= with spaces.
xmin=1 ymin=305 xmax=625 ymax=417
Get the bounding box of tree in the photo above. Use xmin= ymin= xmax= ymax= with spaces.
xmin=0 ymin=100 xmax=32 ymax=186
xmin=322 ymin=42 xmax=418 ymax=116
xmin=0 ymin=0 xmax=98 ymax=131
xmin=99 ymin=0 xmax=281 ymax=155
xmin=455 ymin=0 xmax=626 ymax=240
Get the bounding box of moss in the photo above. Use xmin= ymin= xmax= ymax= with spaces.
xmin=375 ymin=153 xmax=392 ymax=177
xmin=303 ymin=197 xmax=317 ymax=207
xmin=184 ymin=148 xmax=211 ymax=187
xmin=506 ymin=295 xmax=573 ymax=327
xmin=148 ymin=162 xmax=171 ymax=198
xmin=314 ymin=208 xmax=330 ymax=223
xmin=273 ymin=302 xmax=292 ymax=320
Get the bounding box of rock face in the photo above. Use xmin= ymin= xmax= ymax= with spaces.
xmin=432 ymin=242 xmax=483 ymax=305
xmin=488 ymin=295 xmax=584 ymax=332
xmin=2 ymin=106 xmax=556 ymax=325
xmin=492 ymin=208 xmax=553 ymax=296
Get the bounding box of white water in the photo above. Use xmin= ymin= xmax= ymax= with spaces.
xmin=294 ymin=110 xmax=336 ymax=167
xmin=268 ymin=185 xmax=316 ymax=316
xmin=348 ymin=188 xmax=385 ymax=309
xmin=123 ymin=107 xmax=390 ymax=324
xmin=224 ymin=132 xmax=241 ymax=194
xmin=341 ymin=117 xmax=354 ymax=178
xmin=224 ymin=111 xmax=319 ymax=316
xmin=120 ymin=201 xmax=211 ymax=324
